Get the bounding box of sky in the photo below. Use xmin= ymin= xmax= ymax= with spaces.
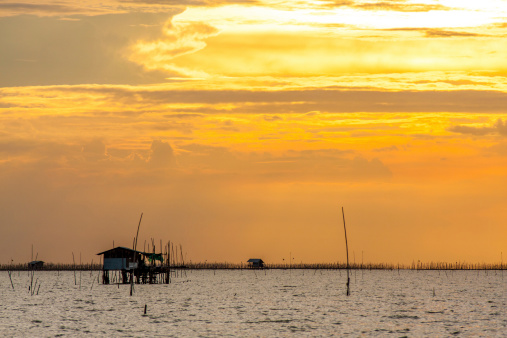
xmin=1 ymin=0 xmax=507 ymax=265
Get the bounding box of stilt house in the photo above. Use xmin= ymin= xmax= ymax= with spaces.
xmin=247 ymin=258 xmax=264 ymax=268
xmin=97 ymin=247 xmax=144 ymax=271
xmin=28 ymin=260 xmax=44 ymax=269
xmin=97 ymin=246 xmax=168 ymax=284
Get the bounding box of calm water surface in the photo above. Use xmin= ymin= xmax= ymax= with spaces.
xmin=1 ymin=269 xmax=505 ymax=336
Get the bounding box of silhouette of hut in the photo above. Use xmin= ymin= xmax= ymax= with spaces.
xmin=97 ymin=246 xmax=167 ymax=284
xmin=247 ymin=258 xmax=264 ymax=268
xmin=28 ymin=260 xmax=44 ymax=269
xmin=97 ymin=247 xmax=144 ymax=270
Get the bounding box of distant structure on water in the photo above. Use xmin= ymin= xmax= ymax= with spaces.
xmin=247 ymin=258 xmax=264 ymax=268
xmin=28 ymin=260 xmax=44 ymax=269
xmin=97 ymin=246 xmax=169 ymax=284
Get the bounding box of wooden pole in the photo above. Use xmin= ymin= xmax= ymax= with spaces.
xmin=8 ymin=271 xmax=14 ymax=290
xmin=131 ymin=213 xmax=143 ymax=296
xmin=342 ymin=207 xmax=350 ymax=296
xmin=134 ymin=213 xmax=143 ymax=252
xmin=72 ymin=252 xmax=76 ymax=286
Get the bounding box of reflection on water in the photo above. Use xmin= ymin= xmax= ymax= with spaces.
xmin=1 ymin=270 xmax=506 ymax=336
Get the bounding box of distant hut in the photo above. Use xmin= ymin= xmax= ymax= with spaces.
xmin=247 ymin=258 xmax=264 ymax=268
xmin=28 ymin=260 xmax=44 ymax=269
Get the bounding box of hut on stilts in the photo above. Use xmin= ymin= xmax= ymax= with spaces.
xmin=96 ymin=247 xmax=169 ymax=284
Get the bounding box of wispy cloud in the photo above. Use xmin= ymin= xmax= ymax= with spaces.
xmin=423 ymin=28 xmax=484 ymax=37
xmin=449 ymin=119 xmax=507 ymax=137
xmin=119 ymin=0 xmax=452 ymax=13
xmin=352 ymin=1 xmax=452 ymax=12
xmin=303 ymin=0 xmax=454 ymax=12
xmin=46 ymin=86 xmax=507 ymax=113
xmin=386 ymin=27 xmax=486 ymax=37
xmin=130 ymin=18 xmax=219 ymax=77
xmin=119 ymin=0 xmax=260 ymax=6
xmin=0 ymin=2 xmax=117 ymax=17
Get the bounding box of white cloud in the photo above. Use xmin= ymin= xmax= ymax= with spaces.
xmin=131 ymin=18 xmax=219 ymax=77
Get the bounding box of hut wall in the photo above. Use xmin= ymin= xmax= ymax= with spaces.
xmin=104 ymin=258 xmax=127 ymax=270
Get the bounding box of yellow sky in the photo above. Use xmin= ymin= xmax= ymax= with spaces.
xmin=1 ymin=0 xmax=506 ymax=265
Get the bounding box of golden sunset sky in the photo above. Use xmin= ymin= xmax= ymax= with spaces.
xmin=1 ymin=0 xmax=507 ymax=265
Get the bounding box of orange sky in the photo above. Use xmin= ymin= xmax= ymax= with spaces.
xmin=1 ymin=0 xmax=506 ymax=265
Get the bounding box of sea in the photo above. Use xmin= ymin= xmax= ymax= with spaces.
xmin=1 ymin=269 xmax=505 ymax=336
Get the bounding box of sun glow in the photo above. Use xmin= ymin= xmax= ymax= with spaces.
xmin=1 ymin=0 xmax=507 ymax=265
xmin=127 ymin=1 xmax=507 ymax=80
xmin=173 ymin=1 xmax=499 ymax=33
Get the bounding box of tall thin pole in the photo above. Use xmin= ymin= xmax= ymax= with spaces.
xmin=342 ymin=207 xmax=350 ymax=296
xmin=131 ymin=213 xmax=143 ymax=296
xmin=72 ymin=252 xmax=76 ymax=286
xmin=134 ymin=213 xmax=143 ymax=252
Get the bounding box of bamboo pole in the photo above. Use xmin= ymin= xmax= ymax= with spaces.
xmin=342 ymin=207 xmax=350 ymax=296
xmin=72 ymin=252 xmax=76 ymax=286
xmin=131 ymin=213 xmax=143 ymax=296
xmin=8 ymin=270 xmax=14 ymax=290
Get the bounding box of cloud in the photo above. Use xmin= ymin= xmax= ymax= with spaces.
xmin=351 ymin=156 xmax=391 ymax=178
xmin=386 ymin=27 xmax=485 ymax=38
xmin=119 ymin=0 xmax=450 ymax=12
xmin=149 ymin=140 xmax=177 ymax=167
xmin=0 ymin=12 xmax=179 ymax=86
xmin=154 ymin=28 xmax=507 ymax=78
xmin=496 ymin=119 xmax=507 ymax=136
xmin=0 ymin=138 xmax=181 ymax=193
xmin=277 ymin=149 xmax=392 ymax=181
xmin=263 ymin=115 xmax=283 ymax=122
xmin=488 ymin=140 xmax=507 ymax=156
xmin=165 ymin=113 xmax=205 ymax=119
xmin=50 ymin=85 xmax=507 ymax=113
xmin=174 ymin=144 xmax=392 ymax=182
xmin=0 ymin=137 xmax=82 ymax=167
xmin=373 ymin=145 xmax=399 ymax=152
xmin=353 ymin=1 xmax=451 ymax=12
xmin=322 ymin=0 xmax=452 ymax=12
xmin=0 ymin=2 xmax=112 ymax=17
xmin=423 ymin=29 xmax=483 ymax=38
xmin=82 ymin=139 xmax=109 ymax=161
xmin=448 ymin=125 xmax=494 ymax=136
xmin=119 ymin=0 xmax=260 ymax=6
xmin=131 ymin=19 xmax=219 ymax=76
xmin=0 ymin=136 xmax=390 ymax=184
xmin=448 ymin=119 xmax=507 ymax=137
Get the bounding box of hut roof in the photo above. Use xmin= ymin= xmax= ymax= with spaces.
xmin=96 ymin=246 xmax=146 ymax=256
xmin=28 ymin=260 xmax=44 ymax=265
xmin=96 ymin=246 xmax=163 ymax=258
